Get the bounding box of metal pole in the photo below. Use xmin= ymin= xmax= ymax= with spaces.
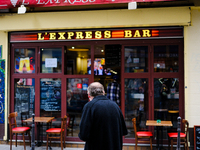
xmin=176 ymin=116 xmax=181 ymax=150
xmin=31 ymin=113 xmax=35 ymax=150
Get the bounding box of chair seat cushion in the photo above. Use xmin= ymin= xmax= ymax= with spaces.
xmin=46 ymin=128 xmax=61 ymax=133
xmin=168 ymin=132 xmax=186 ymax=138
xmin=137 ymin=131 xmax=153 ymax=137
xmin=12 ymin=127 xmax=30 ymax=132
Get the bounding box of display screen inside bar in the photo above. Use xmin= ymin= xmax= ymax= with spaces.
xmin=10 ymin=28 xmax=183 ymax=42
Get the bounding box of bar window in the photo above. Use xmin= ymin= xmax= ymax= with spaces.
xmin=14 ymin=78 xmax=35 ymax=124
xmin=40 ymin=78 xmax=61 ymax=118
xmin=67 ymin=78 xmax=89 ymax=137
xmin=14 ymin=48 xmax=35 ymax=74
xmin=154 ymin=45 xmax=179 ymax=72
xmin=124 ymin=78 xmax=148 ymax=138
xmin=40 ymin=48 xmax=62 ymax=73
xmin=124 ymin=46 xmax=148 ymax=73
xmin=65 ymin=45 xmax=91 ymax=75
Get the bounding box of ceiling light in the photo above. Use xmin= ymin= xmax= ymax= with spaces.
xmin=101 ymin=50 xmax=104 ymax=52
xmin=72 ymin=47 xmax=75 ymax=49
xmin=68 ymin=49 xmax=89 ymax=51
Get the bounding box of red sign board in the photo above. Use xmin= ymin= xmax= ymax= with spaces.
xmin=77 ymin=83 xmax=82 ymax=89
xmin=0 ymin=0 xmax=182 ymax=9
xmin=10 ymin=28 xmax=183 ymax=42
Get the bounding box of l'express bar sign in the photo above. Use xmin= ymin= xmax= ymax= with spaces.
xmin=10 ymin=28 xmax=183 ymax=42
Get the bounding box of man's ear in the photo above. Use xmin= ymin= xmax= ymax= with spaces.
xmin=103 ymin=90 xmax=105 ymax=95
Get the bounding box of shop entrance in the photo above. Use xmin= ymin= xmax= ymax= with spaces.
xmin=122 ymin=42 xmax=184 ymax=142
xmin=10 ymin=38 xmax=184 ymax=142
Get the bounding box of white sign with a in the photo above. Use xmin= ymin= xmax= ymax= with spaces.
xmin=45 ymin=58 xmax=57 ymax=68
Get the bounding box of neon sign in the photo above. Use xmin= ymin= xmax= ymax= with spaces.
xmin=10 ymin=28 xmax=183 ymax=42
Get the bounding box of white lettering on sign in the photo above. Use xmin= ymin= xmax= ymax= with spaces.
xmin=36 ymin=0 xmax=45 ymax=4
xmin=36 ymin=0 xmax=96 ymax=5
xmin=64 ymin=0 xmax=96 ymax=4
xmin=22 ymin=0 xmax=29 ymax=5
xmin=45 ymin=58 xmax=57 ymax=68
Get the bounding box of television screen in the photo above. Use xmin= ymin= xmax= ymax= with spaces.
xmin=87 ymin=58 xmax=111 ymax=75
xmin=94 ymin=58 xmax=104 ymax=75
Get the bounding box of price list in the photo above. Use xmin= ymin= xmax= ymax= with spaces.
xmin=40 ymin=80 xmax=61 ymax=111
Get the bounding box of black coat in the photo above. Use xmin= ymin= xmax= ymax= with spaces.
xmin=78 ymin=95 xmax=128 ymax=150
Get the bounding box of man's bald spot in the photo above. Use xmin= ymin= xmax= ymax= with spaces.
xmin=88 ymin=82 xmax=105 ymax=97
xmin=90 ymin=82 xmax=103 ymax=88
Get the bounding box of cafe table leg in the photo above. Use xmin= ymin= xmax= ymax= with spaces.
xmin=47 ymin=121 xmax=53 ymax=150
xmin=36 ymin=122 xmax=43 ymax=146
xmin=156 ymin=126 xmax=164 ymax=150
xmin=156 ymin=126 xmax=160 ymax=150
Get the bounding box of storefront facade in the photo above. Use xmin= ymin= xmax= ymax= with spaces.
xmin=1 ymin=5 xmax=200 ymax=148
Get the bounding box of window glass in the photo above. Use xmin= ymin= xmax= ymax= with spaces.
xmin=124 ymin=78 xmax=148 ymax=138
xmin=40 ymin=48 xmax=62 ymax=73
xmin=67 ymin=78 xmax=89 ymax=137
xmin=14 ymin=48 xmax=35 ymax=73
xmin=14 ymin=78 xmax=35 ymax=124
xmin=66 ymin=45 xmax=91 ymax=75
xmin=124 ymin=46 xmax=148 ymax=73
xmin=94 ymin=45 xmax=121 ymax=94
xmin=40 ymin=78 xmax=61 ymax=118
xmin=154 ymin=45 xmax=179 ymax=72
xmin=94 ymin=45 xmax=121 ymax=76
xmin=154 ymin=78 xmax=179 ymax=138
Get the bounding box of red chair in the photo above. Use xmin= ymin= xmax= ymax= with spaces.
xmin=46 ymin=115 xmax=67 ymax=150
xmin=8 ymin=112 xmax=31 ymax=150
xmin=132 ymin=118 xmax=153 ymax=150
xmin=168 ymin=119 xmax=189 ymax=150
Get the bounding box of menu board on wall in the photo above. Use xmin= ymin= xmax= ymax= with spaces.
xmin=40 ymin=80 xmax=61 ymax=111
xmin=105 ymin=45 xmax=121 ymax=67
xmin=194 ymin=125 xmax=200 ymax=150
xmin=14 ymin=85 xmax=35 ymax=120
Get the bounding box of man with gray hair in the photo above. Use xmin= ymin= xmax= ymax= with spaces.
xmin=78 ymin=82 xmax=127 ymax=150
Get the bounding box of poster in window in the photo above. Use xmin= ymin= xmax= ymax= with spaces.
xmin=0 ymin=60 xmax=5 ymax=123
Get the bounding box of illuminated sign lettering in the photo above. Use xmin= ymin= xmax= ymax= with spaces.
xmin=10 ymin=28 xmax=183 ymax=42
xmin=37 ymin=30 xmax=152 ymax=40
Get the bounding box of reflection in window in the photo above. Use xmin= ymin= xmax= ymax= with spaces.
xmin=14 ymin=78 xmax=35 ymax=124
xmin=154 ymin=78 xmax=179 ymax=139
xmin=154 ymin=78 xmax=179 ymax=117
xmin=94 ymin=45 xmax=121 ymax=93
xmin=14 ymin=48 xmax=35 ymax=74
xmin=124 ymin=78 xmax=148 ymax=138
xmin=94 ymin=45 xmax=121 ymax=76
xmin=124 ymin=46 xmax=148 ymax=73
xmin=67 ymin=78 xmax=89 ymax=137
xmin=66 ymin=45 xmax=91 ymax=75
xmin=40 ymin=78 xmax=61 ymax=118
xmin=154 ymin=45 xmax=179 ymax=72
xmin=40 ymin=48 xmax=62 ymax=73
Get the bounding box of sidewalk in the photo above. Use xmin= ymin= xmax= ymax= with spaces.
xmin=0 ymin=144 xmax=84 ymax=150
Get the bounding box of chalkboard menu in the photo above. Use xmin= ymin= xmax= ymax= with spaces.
xmin=40 ymin=80 xmax=61 ymax=111
xmin=14 ymin=84 xmax=35 ymax=120
xmin=105 ymin=45 xmax=121 ymax=67
xmin=194 ymin=125 xmax=200 ymax=150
